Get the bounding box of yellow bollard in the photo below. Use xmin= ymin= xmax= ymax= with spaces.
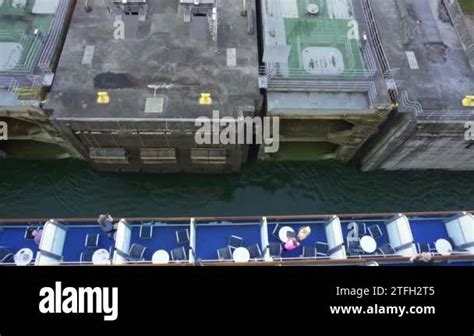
xmin=462 ymin=96 xmax=474 ymax=107
xmin=97 ymin=91 xmax=110 ymax=104
xmin=199 ymin=93 xmax=212 ymax=105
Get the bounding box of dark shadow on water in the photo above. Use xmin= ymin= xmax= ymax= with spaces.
xmin=0 ymin=159 xmax=472 ymax=218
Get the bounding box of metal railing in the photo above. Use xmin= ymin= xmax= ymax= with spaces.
xmin=0 ymin=0 xmax=73 ymax=101
xmin=361 ymin=0 xmax=392 ymax=77
xmin=0 ymin=75 xmax=43 ymax=100
xmin=400 ymin=91 xmax=474 ymax=122
xmin=38 ymin=0 xmax=74 ymax=70
xmin=0 ymin=33 xmax=44 ymax=74
xmin=261 ymin=76 xmax=378 ymax=103
xmin=260 ymin=65 xmax=375 ymax=79
xmin=1 ymin=251 xmax=474 ymax=267
xmin=400 ymin=91 xmax=423 ymax=114
xmin=0 ymin=77 xmax=19 ymax=93
xmin=442 ymin=0 xmax=474 ymax=69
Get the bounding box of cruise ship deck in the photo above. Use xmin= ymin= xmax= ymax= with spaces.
xmin=0 ymin=211 xmax=473 ymax=266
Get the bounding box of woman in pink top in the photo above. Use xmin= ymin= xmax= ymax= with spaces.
xmin=283 ymin=237 xmax=301 ymax=251
xmin=282 ymin=226 xmax=311 ymax=251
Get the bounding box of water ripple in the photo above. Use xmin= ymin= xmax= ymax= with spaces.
xmin=0 ymin=159 xmax=472 ymax=218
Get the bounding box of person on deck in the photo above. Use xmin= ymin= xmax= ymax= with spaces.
xmin=98 ymin=214 xmax=116 ymax=239
xmin=283 ymin=237 xmax=301 ymax=251
xmin=297 ymin=226 xmax=311 ymax=241
xmin=410 ymin=252 xmax=435 ymax=265
xmin=282 ymin=226 xmax=311 ymax=252
xmin=32 ymin=229 xmax=43 ymax=245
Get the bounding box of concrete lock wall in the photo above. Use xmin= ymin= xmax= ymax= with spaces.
xmin=52 ymin=119 xmax=247 ymax=174
xmin=0 ymin=108 xmax=80 ymax=160
xmin=378 ymin=122 xmax=474 ymax=170
xmin=361 ymin=115 xmax=474 ymax=171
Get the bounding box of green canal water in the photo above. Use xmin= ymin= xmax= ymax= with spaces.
xmin=0 ymin=160 xmax=473 ymax=219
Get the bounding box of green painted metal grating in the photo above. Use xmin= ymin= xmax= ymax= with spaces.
xmin=0 ymin=0 xmax=54 ymax=74
xmin=283 ymin=0 xmax=367 ymax=76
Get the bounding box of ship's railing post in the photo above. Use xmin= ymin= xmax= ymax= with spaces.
xmin=261 ymin=217 xmax=271 ymax=262
xmin=326 ymin=215 xmax=347 ymax=260
xmin=189 ymin=218 xmax=197 ymax=264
